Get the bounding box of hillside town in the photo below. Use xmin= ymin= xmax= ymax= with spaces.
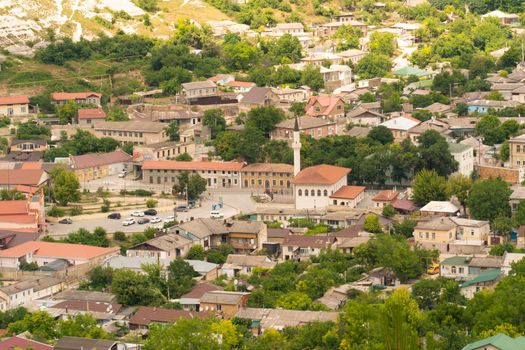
xmin=0 ymin=0 xmax=524 ymax=349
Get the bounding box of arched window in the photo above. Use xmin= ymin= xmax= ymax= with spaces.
xmin=287 ymin=181 xmax=291 ymax=188
xmin=324 ymin=189 xmax=328 ymax=196
xmin=305 ymin=190 xmax=308 ymax=196
xmin=317 ymin=190 xmax=321 ymax=196
xmin=298 ymin=189 xmax=302 ymax=196
xmin=311 ymin=189 xmax=315 ymax=196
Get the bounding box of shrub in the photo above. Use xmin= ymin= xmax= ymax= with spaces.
xmin=69 ymin=207 xmax=83 ymax=216
xmin=146 ymin=199 xmax=158 ymax=208
xmin=101 ymin=199 xmax=110 ymax=213
xmin=48 ymin=206 xmax=65 ymax=217
xmin=113 ymin=231 xmax=127 ymax=241
xmin=20 ymin=261 xmax=38 ymax=271
xmin=120 ymin=189 xmax=154 ymax=197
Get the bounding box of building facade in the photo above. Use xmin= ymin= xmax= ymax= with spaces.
xmin=93 ymin=121 xmax=168 ymax=145
xmin=240 ymin=163 xmax=294 ymax=195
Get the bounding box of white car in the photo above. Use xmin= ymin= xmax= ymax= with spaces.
xmin=163 ymin=215 xmax=176 ymax=223
xmin=210 ymin=210 xmax=224 ymax=219
xmin=118 ymin=171 xmax=127 ymax=178
xmin=150 ymin=217 xmax=161 ymax=223
xmin=131 ymin=211 xmax=144 ymax=217
xmin=122 ymin=218 xmax=135 ymax=226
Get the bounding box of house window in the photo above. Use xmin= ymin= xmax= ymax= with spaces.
xmin=431 ymin=233 xmax=435 ymax=240
xmin=311 ymin=189 xmax=315 ymax=196
xmin=324 ymin=190 xmax=328 ymax=196
xmin=317 ymin=189 xmax=321 ymax=196
xmin=298 ymin=189 xmax=302 ymax=196
xmin=305 ymin=190 xmax=308 ymax=196
xmin=518 ymin=145 xmax=521 ymax=153
xmin=452 ymin=266 xmax=456 ymax=273
xmin=459 ymin=267 xmax=464 ymax=274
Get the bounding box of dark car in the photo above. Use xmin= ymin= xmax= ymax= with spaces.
xmin=176 ymin=205 xmax=189 ymax=212
xmin=144 ymin=209 xmax=158 ymax=216
xmin=59 ymin=218 xmax=73 ymax=224
xmin=108 ymin=213 xmax=121 ymax=220
xmin=138 ymin=218 xmax=150 ymax=225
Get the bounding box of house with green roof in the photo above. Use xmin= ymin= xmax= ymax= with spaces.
xmin=460 ymin=269 xmax=501 ymax=299
xmin=462 ymin=333 xmax=525 ymax=350
xmin=393 ymin=66 xmax=433 ymax=78
xmin=440 ymin=256 xmax=470 ymax=281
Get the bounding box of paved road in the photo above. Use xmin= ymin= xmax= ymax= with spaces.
xmin=47 ymin=189 xmax=257 ymax=237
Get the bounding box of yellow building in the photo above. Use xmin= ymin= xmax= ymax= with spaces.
xmin=71 ymin=150 xmax=132 ymax=183
xmin=414 ymin=217 xmax=457 ymax=253
xmin=240 ymin=163 xmax=294 ymax=195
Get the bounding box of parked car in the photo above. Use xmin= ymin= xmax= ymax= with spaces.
xmin=118 ymin=171 xmax=127 ymax=178
xmin=59 ymin=218 xmax=73 ymax=224
xmin=108 ymin=213 xmax=121 ymax=220
xmin=150 ymin=217 xmax=161 ymax=223
xmin=138 ymin=218 xmax=150 ymax=225
xmin=188 ymin=199 xmax=200 ymax=209
xmin=144 ymin=209 xmax=158 ymax=216
xmin=427 ymin=263 xmax=440 ymax=275
xmin=122 ymin=218 xmax=135 ymax=226
xmin=131 ymin=211 xmax=144 ymax=217
xmin=164 ymin=215 xmax=176 ymax=223
xmin=210 ymin=210 xmax=224 ymax=219
xmin=176 ymin=205 xmax=188 ymax=212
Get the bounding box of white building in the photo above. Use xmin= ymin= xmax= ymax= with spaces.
xmin=292 ymin=164 xmax=351 ymax=210
xmin=272 ymin=23 xmax=304 ymax=35
xmin=449 ymin=143 xmax=474 ymax=177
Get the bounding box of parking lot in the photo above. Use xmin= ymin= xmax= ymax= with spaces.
xmin=46 ymin=188 xmax=257 ymax=237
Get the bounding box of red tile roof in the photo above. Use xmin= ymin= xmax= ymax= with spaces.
xmin=0 ymin=200 xmax=28 ymax=215
xmin=291 ymin=164 xmax=351 ymax=185
xmin=71 ymin=150 xmax=131 ymax=170
xmin=129 ymin=306 xmax=209 ymax=326
xmin=330 ymin=185 xmax=366 ymax=199
xmin=305 ymin=95 xmax=342 ymax=117
xmin=20 ymin=162 xmax=44 ymax=170
xmin=0 ymin=169 xmax=46 ymax=186
xmin=372 ymin=190 xmax=399 ymax=202
xmin=78 ymin=108 xmax=106 ymax=120
xmin=180 ymin=282 xmax=224 ymax=299
xmin=0 ymin=95 xmax=29 ymax=105
xmin=282 ymin=234 xmax=336 ymax=248
xmin=51 ymin=92 xmax=101 ymax=101
xmin=226 ymin=81 xmax=256 ymax=88
xmin=51 ymin=300 xmax=122 ymax=314
xmin=142 ymin=160 xmax=245 ymax=172
xmin=0 ymin=336 xmax=53 ymax=350
xmin=391 ymin=198 xmax=416 ymax=211
xmin=0 ymin=241 xmax=119 ymax=259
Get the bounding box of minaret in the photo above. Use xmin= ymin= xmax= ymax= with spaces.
xmin=292 ymin=116 xmax=301 ymax=176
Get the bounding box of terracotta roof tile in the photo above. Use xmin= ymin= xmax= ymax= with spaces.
xmin=0 ymin=95 xmax=29 ymax=105
xmin=0 ymin=200 xmax=28 ymax=215
xmin=180 ymin=282 xmax=224 ymax=299
xmin=0 ymin=336 xmax=53 ymax=350
xmin=77 ymin=108 xmax=106 ymax=120
xmin=0 ymin=241 xmax=119 ymax=259
xmin=292 ymin=164 xmax=351 ymax=185
xmin=276 ymin=116 xmax=335 ymax=130
xmin=282 ymin=234 xmax=336 ymax=248
xmin=305 ymin=95 xmax=342 ymax=117
xmin=51 ymin=300 xmax=122 ymax=314
xmin=0 ymin=169 xmax=46 ymax=186
xmin=129 ymin=306 xmax=208 ymax=326
xmin=329 ymin=185 xmax=365 ymax=199
xmin=241 ymin=163 xmax=293 ymax=173
xmin=226 ymin=81 xmax=256 ymax=88
xmin=372 ymin=190 xmax=399 ymax=202
xmin=71 ymin=150 xmax=131 ymax=170
xmin=51 ymin=92 xmax=101 ymax=101
xmin=143 ymin=160 xmax=245 ymax=172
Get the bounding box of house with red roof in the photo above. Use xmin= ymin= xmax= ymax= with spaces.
xmin=292 ymin=164 xmax=352 ymax=210
xmin=305 ymin=95 xmax=346 ymax=121
xmin=0 ymin=241 xmax=119 ymax=269
xmin=51 ymin=92 xmax=101 ymax=106
xmin=225 ymin=80 xmax=256 ymax=93
xmin=77 ymin=107 xmax=106 ymax=125
xmin=0 ymin=199 xmax=41 ymax=232
xmin=142 ymin=160 xmax=245 ymax=189
xmin=0 ymin=336 xmax=53 ymax=350
xmin=0 ymin=95 xmax=30 ymax=117
xmin=330 ymin=185 xmax=366 ymax=208
xmin=70 ymin=150 xmax=132 ymax=182
xmin=372 ymin=189 xmax=400 ymax=208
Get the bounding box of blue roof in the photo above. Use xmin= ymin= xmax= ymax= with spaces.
xmin=393 ymin=66 xmax=433 ymax=77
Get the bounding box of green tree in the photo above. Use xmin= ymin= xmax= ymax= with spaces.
xmin=111 ymin=269 xmax=166 ymax=306
xmin=411 ymin=277 xmax=463 ymax=310
xmin=245 ymin=106 xmax=285 ymax=135
xmin=363 ymin=214 xmax=383 ymax=233
xmin=186 ymin=244 xmax=206 ymax=260
xmin=175 ymin=152 xmax=192 ymax=161
xmin=276 ymin=291 xmax=312 ymax=310
xmin=187 ymin=173 xmax=207 ymax=200
xmin=392 ymin=219 xmax=417 ymax=238
xmin=446 ymin=173 xmax=472 ymax=214
xmin=467 ymin=178 xmax=511 ymax=222
xmin=106 ymin=105 xmax=128 ymax=121
xmin=56 ymin=101 xmax=78 ymax=124
xmin=7 ymin=311 xmax=58 ymax=341
xmin=58 ymin=314 xmax=108 ymax=339
xmin=80 ymin=266 xmax=113 ymax=291
xmin=493 ymin=216 xmax=514 ymax=238
xmin=333 ymin=24 xmax=362 ymax=50
xmin=16 ymin=121 xmax=51 ymax=140
xmin=382 ymin=204 xmax=396 ymax=218
xmin=513 ymin=200 xmax=525 ymax=226
xmin=290 ymin=102 xmax=306 ymax=117
xmin=412 ymin=169 xmax=448 ymax=206
xmin=367 ymin=125 xmax=394 ymax=145
xmin=50 ymin=165 xmax=80 ymax=205
xmin=202 ymin=109 xmax=226 ymax=139
xmin=369 ymin=31 xmax=395 ymax=56
xmin=167 ymin=258 xmax=197 ymax=298
xmin=300 ymin=64 xmax=324 ymax=91
xmin=418 ymin=130 xmax=458 ymax=177
xmin=165 ymin=121 xmax=180 ymax=141
xmin=355 ymin=54 xmax=392 ymax=78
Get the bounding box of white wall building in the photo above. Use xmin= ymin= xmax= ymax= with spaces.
xmin=448 ymin=143 xmax=474 ymax=177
